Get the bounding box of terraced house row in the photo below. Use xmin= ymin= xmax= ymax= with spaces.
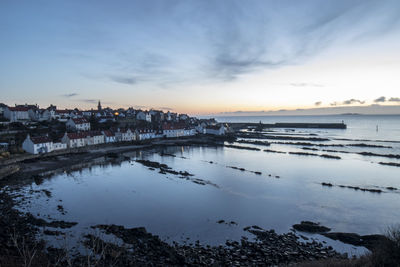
xmin=21 ymin=122 xmax=225 ymax=154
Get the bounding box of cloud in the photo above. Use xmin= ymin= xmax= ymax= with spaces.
xmin=342 ymin=99 xmax=365 ymax=105
xmin=374 ymin=96 xmax=386 ymax=103
xmin=291 ymin=83 xmax=324 ymax=87
xmin=389 ymin=97 xmax=400 ymax=102
xmin=372 ymin=96 xmax=400 ymax=103
xmin=315 ymin=101 xmax=322 ymax=106
xmin=330 ymin=99 xmax=364 ymax=106
xmin=67 ymin=0 xmax=400 ymax=86
xmin=79 ymin=99 xmax=98 ymax=104
xmin=109 ymin=75 xmax=136 ymax=85
xmin=61 ymin=93 xmax=78 ymax=98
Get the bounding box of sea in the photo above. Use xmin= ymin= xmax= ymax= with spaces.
xmin=8 ymin=115 xmax=400 ymax=256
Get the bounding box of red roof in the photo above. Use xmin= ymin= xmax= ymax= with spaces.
xmin=102 ymin=130 xmax=115 ymax=137
xmin=162 ymin=122 xmax=185 ymax=130
xmin=66 ymin=132 xmax=87 ymax=140
xmin=9 ymin=107 xmax=30 ymax=112
xmin=87 ymin=131 xmax=103 ymax=137
xmin=72 ymin=118 xmax=88 ymax=124
xmin=30 ymin=135 xmax=52 ymax=144
xmin=56 ymin=109 xmax=70 ymax=114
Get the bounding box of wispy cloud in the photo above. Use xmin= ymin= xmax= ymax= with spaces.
xmin=342 ymin=99 xmax=365 ymax=105
xmin=330 ymin=99 xmax=365 ymax=106
xmin=373 ymin=96 xmax=400 ymax=103
xmin=109 ymin=75 xmax=136 ymax=85
xmin=61 ymin=93 xmax=78 ymax=98
xmin=79 ymin=99 xmax=98 ymax=104
xmin=389 ymin=97 xmax=400 ymax=102
xmin=374 ymin=96 xmax=386 ymax=103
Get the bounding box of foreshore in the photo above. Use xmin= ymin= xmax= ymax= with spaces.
xmin=0 ymin=133 xmax=392 ymax=266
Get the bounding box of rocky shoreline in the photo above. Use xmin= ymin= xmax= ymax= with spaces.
xmin=0 ymin=182 xmax=352 ymax=266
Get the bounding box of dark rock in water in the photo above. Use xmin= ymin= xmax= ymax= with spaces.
xmin=289 ymin=152 xmax=319 ymax=157
xmin=358 ymin=152 xmax=400 ymax=159
xmin=179 ymin=171 xmax=193 ymax=176
xmin=42 ymin=189 xmax=52 ymax=198
xmin=26 ymin=213 xmax=77 ymax=229
xmin=251 ymin=225 xmax=263 ymax=230
xmin=293 ymin=221 xmax=331 ymax=233
xmin=320 ymin=154 xmax=341 ymax=160
xmin=254 ymin=171 xmax=262 ymax=175
xmin=224 ymin=144 xmax=261 ymax=151
xmin=264 ymin=149 xmax=287 ymax=154
xmin=321 ymin=182 xmax=333 ymax=187
xmin=236 ymin=140 xmax=271 ymax=147
xmin=217 ymin=220 xmax=225 ymax=224
xmin=229 ymin=221 xmax=238 ymax=225
xmin=243 ymin=226 xmax=251 ymax=231
xmin=365 ymin=188 xmax=382 ymax=193
xmin=386 ymin=186 xmax=397 ymax=191
xmin=322 ymin=232 xmax=387 ymax=250
xmin=379 ymin=162 xmax=400 ymax=167
xmin=106 ymin=152 xmax=119 ymax=158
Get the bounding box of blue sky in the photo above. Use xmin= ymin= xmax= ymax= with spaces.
xmin=1 ymin=0 xmax=400 ymax=115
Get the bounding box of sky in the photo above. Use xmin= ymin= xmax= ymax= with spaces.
xmin=1 ymin=0 xmax=400 ymax=115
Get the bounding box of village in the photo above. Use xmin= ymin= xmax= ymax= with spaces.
xmin=0 ymin=101 xmax=226 ymax=155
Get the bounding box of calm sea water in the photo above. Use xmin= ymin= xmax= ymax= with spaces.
xmin=214 ymin=114 xmax=400 ymax=142
xmin=10 ymin=115 xmax=400 ymax=255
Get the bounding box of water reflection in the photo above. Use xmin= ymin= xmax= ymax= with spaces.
xmin=12 ymin=142 xmax=400 ymax=256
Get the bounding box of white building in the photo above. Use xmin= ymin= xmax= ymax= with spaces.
xmin=205 ymin=125 xmax=225 ymax=135
xmin=28 ymin=109 xmax=51 ymax=121
xmin=184 ymin=128 xmax=196 ymax=136
xmin=4 ymin=106 xmax=31 ymax=122
xmin=162 ymin=123 xmax=186 ymax=138
xmin=22 ymin=134 xmax=53 ymax=154
xmin=121 ymin=128 xmax=136 ymax=141
xmin=85 ymin=131 xmax=105 ymax=145
xmin=55 ymin=110 xmax=71 ymax=121
xmin=137 ymin=129 xmax=156 ymax=140
xmin=53 ymin=141 xmax=67 ymax=151
xmin=102 ymin=130 xmax=116 ymax=143
xmin=66 ymin=118 xmax=91 ymax=131
xmin=61 ymin=132 xmax=87 ymax=148
xmin=136 ymin=111 xmax=151 ymax=122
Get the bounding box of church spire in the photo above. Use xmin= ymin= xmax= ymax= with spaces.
xmin=98 ymin=100 xmax=102 ymax=111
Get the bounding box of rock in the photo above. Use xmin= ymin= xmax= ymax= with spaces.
xmin=292 ymin=221 xmax=331 ymax=233
xmin=322 ymin=232 xmax=387 ymax=250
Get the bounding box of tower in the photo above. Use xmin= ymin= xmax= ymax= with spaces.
xmin=98 ymin=100 xmax=102 ymax=111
